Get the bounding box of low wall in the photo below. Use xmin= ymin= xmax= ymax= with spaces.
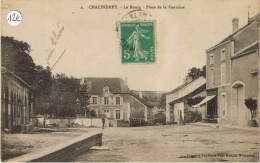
xmin=117 ymin=121 xmax=129 ymax=127
xmin=6 ymin=131 xmax=102 ymax=162
xmin=37 ymin=117 xmax=103 ymax=127
xmin=46 ymin=118 xmax=76 ymax=127
xmin=75 ymin=118 xmax=102 ymax=127
xmin=21 ymin=123 xmax=34 ymax=132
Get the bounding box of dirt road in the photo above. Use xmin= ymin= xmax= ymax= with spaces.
xmin=71 ymin=125 xmax=259 ymax=162
xmin=1 ymin=128 xmax=87 ymax=161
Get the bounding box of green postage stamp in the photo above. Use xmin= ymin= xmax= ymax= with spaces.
xmin=120 ymin=21 xmax=155 ymax=63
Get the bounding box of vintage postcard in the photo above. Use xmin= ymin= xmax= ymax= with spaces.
xmin=1 ymin=0 xmax=260 ymax=162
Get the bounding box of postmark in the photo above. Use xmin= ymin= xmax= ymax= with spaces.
xmin=120 ymin=21 xmax=155 ymax=63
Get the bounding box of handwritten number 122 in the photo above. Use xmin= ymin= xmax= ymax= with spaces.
xmin=7 ymin=13 xmax=21 ymax=22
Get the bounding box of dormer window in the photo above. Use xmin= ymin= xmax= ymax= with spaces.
xmin=103 ymin=86 xmax=110 ymax=94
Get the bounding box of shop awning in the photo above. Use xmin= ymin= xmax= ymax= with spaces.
xmin=192 ymin=95 xmax=216 ymax=108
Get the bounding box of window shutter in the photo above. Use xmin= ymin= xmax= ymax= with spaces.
xmin=114 ymin=110 xmax=116 ymax=119
xmin=109 ymin=97 xmax=112 ymax=105
xmin=96 ymin=96 xmax=99 ymax=105
xmin=113 ymin=96 xmax=116 ymax=105
xmin=100 ymin=97 xmax=104 ymax=105
xmin=120 ymin=97 xmax=123 ymax=105
xmin=121 ymin=110 xmax=123 ymax=120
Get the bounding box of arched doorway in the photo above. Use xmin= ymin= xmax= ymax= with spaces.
xmin=231 ymin=81 xmax=250 ymax=126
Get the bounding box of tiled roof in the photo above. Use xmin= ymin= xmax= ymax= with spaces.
xmin=132 ymin=90 xmax=165 ymax=97
xmin=167 ymin=82 xmax=190 ymax=95
xmin=231 ymin=42 xmax=259 ymax=60
xmin=1 ymin=66 xmax=31 ymax=88
xmin=131 ymin=90 xmax=165 ymax=107
xmin=207 ymin=13 xmax=260 ymax=51
xmin=169 ymin=83 xmax=206 ymax=105
xmin=82 ymin=77 xmax=130 ymax=94
xmin=130 ymin=91 xmax=152 ymax=107
xmin=239 ymin=43 xmax=259 ymax=54
xmin=167 ymin=76 xmax=205 ymax=95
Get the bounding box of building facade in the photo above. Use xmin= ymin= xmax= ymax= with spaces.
xmin=166 ymin=76 xmax=206 ymax=123
xmin=80 ymin=77 xmax=150 ymax=126
xmin=132 ymin=90 xmax=166 ymax=124
xmin=205 ymin=14 xmax=259 ymax=125
xmin=1 ymin=67 xmax=33 ymax=132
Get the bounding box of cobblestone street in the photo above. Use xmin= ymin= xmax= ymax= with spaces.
xmin=72 ymin=124 xmax=259 ymax=162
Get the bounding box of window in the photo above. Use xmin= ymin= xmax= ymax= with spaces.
xmin=221 ymin=48 xmax=226 ymax=60
xmin=210 ymin=53 xmax=214 ymax=65
xmin=104 ymin=97 xmax=109 ymax=105
xmin=116 ymin=110 xmax=121 ymax=119
xmin=221 ymin=63 xmax=226 ymax=84
xmin=93 ymin=97 xmax=97 ymax=105
xmin=210 ymin=68 xmax=214 ymax=86
xmin=103 ymin=87 xmax=109 ymax=94
xmin=104 ymin=109 xmax=110 ymax=118
xmin=116 ymin=97 xmax=120 ymax=105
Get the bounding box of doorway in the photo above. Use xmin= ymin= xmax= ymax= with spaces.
xmin=232 ymin=82 xmax=249 ymax=126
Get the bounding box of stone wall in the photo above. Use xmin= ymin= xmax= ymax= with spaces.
xmin=6 ymin=132 xmax=102 ymax=162
xmin=41 ymin=117 xmax=103 ymax=127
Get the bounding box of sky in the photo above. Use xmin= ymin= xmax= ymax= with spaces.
xmin=1 ymin=0 xmax=259 ymax=92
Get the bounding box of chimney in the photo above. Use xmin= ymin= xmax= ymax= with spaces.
xmin=184 ymin=76 xmax=192 ymax=83
xmin=139 ymin=91 xmax=143 ymax=99
xmin=232 ymin=18 xmax=239 ymax=33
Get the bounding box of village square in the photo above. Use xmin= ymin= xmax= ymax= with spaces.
xmin=1 ymin=0 xmax=260 ymax=162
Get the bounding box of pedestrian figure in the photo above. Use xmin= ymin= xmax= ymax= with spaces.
xmin=101 ymin=115 xmax=107 ymax=129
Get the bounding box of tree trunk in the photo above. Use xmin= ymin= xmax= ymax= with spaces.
xmin=250 ymin=109 xmax=253 ymax=120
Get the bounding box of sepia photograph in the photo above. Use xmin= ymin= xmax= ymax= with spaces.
xmin=1 ymin=0 xmax=260 ymax=162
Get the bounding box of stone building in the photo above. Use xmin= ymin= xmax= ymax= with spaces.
xmin=131 ymin=90 xmax=166 ymax=124
xmin=166 ymin=76 xmax=206 ymax=123
xmin=205 ymin=13 xmax=259 ymax=125
xmin=1 ymin=67 xmax=33 ymax=132
xmin=80 ymin=77 xmax=151 ymax=126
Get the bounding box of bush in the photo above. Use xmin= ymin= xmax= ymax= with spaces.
xmin=245 ymin=98 xmax=257 ymax=120
xmin=184 ymin=109 xmax=202 ymax=124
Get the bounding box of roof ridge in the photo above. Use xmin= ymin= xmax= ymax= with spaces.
xmin=83 ymin=77 xmax=130 ymax=94
xmin=84 ymin=77 xmax=123 ymax=79
xmin=167 ymin=76 xmax=205 ymax=94
xmin=206 ymin=12 xmax=259 ymax=52
xmin=1 ymin=66 xmax=31 ymax=88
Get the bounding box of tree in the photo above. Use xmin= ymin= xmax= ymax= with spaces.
xmin=185 ymin=65 xmax=206 ymax=81
xmin=78 ymin=82 xmax=91 ymax=116
xmin=201 ymin=65 xmax=206 ymax=78
xmin=47 ymin=73 xmax=80 ymax=117
xmin=1 ymin=36 xmax=52 ymax=115
xmin=245 ymin=98 xmax=257 ymax=120
xmin=2 ymin=36 xmax=35 ymax=85
xmin=160 ymin=93 xmax=166 ymax=109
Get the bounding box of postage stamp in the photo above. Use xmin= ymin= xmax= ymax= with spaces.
xmin=120 ymin=21 xmax=155 ymax=63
